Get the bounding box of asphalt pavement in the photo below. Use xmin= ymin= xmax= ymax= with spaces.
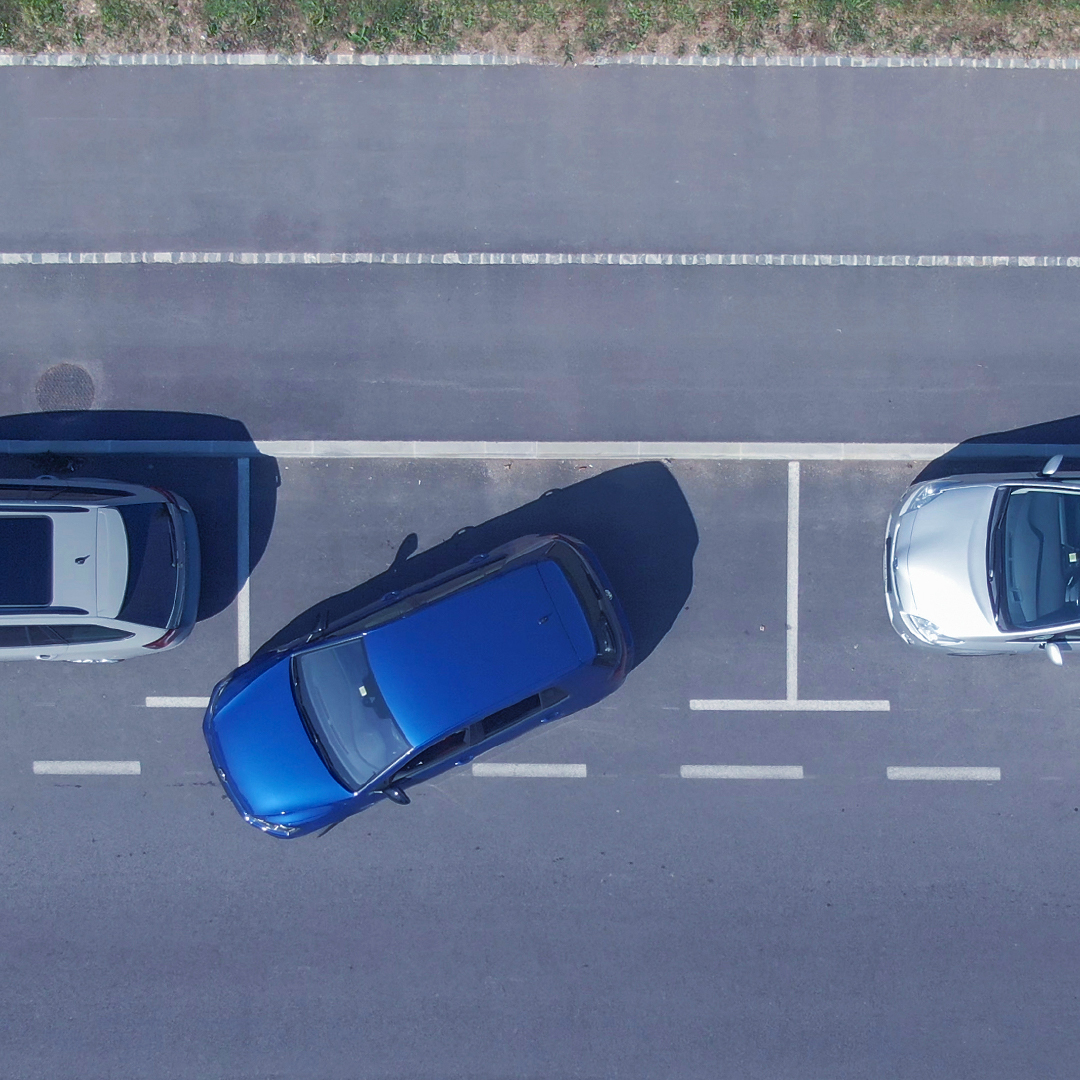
xmin=3 ymin=60 xmax=1080 ymax=1080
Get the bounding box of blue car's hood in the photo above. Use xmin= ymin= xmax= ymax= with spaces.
xmin=208 ymin=656 xmax=350 ymax=817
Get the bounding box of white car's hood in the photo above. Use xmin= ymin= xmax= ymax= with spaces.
xmin=895 ymin=485 xmax=1001 ymax=640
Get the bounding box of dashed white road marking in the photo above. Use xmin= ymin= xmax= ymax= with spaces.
xmin=681 ymin=764 xmax=804 ymax=779
xmin=472 ymin=763 xmax=587 ymax=778
xmin=33 ymin=760 xmax=141 ymax=775
xmin=887 ymin=766 xmax=1001 ymax=781
xmin=4 ymin=251 xmax=1080 ymax=268
xmin=691 ymin=699 xmax=891 ymax=711
xmin=146 ymin=696 xmax=209 ymax=708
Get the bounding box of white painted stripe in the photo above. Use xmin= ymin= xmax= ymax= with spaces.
xmin=237 ymin=457 xmax=251 ymax=666
xmin=1 ymin=52 xmax=1079 ymax=68
xmin=681 ymin=764 xmax=803 ymax=779
xmin=471 ymin=763 xmax=587 ymax=778
xmin=33 ymin=760 xmax=141 ymax=775
xmin=690 ymin=699 xmax=891 ymax=711
xmin=4 ymin=251 xmax=1080 ymax=267
xmin=145 ymin=696 xmax=209 ymax=708
xmin=887 ymin=766 xmax=1000 ymax=781
xmin=0 ymin=439 xmax=958 ymax=460
xmin=786 ymin=461 xmax=800 ymax=702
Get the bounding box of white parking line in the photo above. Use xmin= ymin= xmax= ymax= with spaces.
xmin=692 ymin=460 xmax=891 ymax=713
xmin=681 ymin=764 xmax=804 ymax=779
xmin=0 ymin=438 xmax=960 ymax=460
xmin=237 ymin=457 xmax=251 ymax=666
xmin=887 ymin=766 xmax=1001 ymax=781
xmin=691 ymin=699 xmax=891 ymax=711
xmin=786 ymin=461 xmax=800 ymax=702
xmin=33 ymin=760 xmax=141 ymax=775
xmin=472 ymin=763 xmax=587 ymax=778
xmin=145 ymin=696 xmax=209 ymax=708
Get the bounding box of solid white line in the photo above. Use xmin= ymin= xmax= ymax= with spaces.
xmin=0 ymin=439 xmax=957 ymax=460
xmin=145 ymin=696 xmax=210 ymax=708
xmin=472 ymin=763 xmax=587 ymax=778
xmin=33 ymin=760 xmax=141 ymax=775
xmin=237 ymin=457 xmax=251 ymax=666
xmin=690 ymin=699 xmax=891 ymax=710
xmin=681 ymin=764 xmax=804 ymax=779
xmin=4 ymin=251 xmax=1080 ymax=267
xmin=1 ymin=52 xmax=1080 ymax=68
xmin=787 ymin=461 xmax=800 ymax=701
xmin=887 ymin=766 xmax=1000 ymax=781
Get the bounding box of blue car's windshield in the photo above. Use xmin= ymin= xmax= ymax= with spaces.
xmin=292 ymin=638 xmax=411 ymax=790
xmin=999 ymin=487 xmax=1080 ymax=630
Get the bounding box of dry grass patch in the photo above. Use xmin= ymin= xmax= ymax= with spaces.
xmin=4 ymin=0 xmax=1080 ymax=57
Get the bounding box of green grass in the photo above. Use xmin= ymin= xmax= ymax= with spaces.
xmin=3 ymin=0 xmax=1080 ymax=56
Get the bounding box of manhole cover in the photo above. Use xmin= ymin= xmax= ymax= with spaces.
xmin=35 ymin=364 xmax=95 ymax=411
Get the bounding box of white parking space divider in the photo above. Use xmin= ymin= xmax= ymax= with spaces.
xmin=680 ymin=765 xmax=804 ymax=779
xmin=146 ymin=697 xmax=209 ymax=708
xmin=692 ymin=460 xmax=891 ymax=714
xmin=887 ymin=766 xmax=1000 ymax=781
xmin=33 ymin=760 xmax=141 ymax=775
xmin=472 ymin=763 xmax=587 ymax=778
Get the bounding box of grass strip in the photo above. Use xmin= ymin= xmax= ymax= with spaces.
xmin=4 ymin=0 xmax=1080 ymax=59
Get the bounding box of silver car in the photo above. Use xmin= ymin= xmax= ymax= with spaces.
xmin=885 ymin=455 xmax=1080 ymax=662
xmin=0 ymin=477 xmax=200 ymax=662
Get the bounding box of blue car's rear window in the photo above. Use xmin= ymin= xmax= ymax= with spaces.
xmin=0 ymin=516 xmax=52 ymax=607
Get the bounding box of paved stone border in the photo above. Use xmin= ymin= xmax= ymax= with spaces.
xmin=3 ymin=52 xmax=1080 ymax=68
xmin=2 ymin=251 xmax=1079 ymax=267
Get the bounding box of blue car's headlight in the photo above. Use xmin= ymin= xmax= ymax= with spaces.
xmin=243 ymin=814 xmax=302 ymax=838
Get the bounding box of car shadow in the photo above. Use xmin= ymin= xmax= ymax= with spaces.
xmin=916 ymin=414 xmax=1080 ymax=484
xmin=0 ymin=410 xmax=278 ymax=620
xmin=256 ymin=460 xmax=698 ymax=671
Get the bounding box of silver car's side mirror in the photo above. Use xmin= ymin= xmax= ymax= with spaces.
xmin=1044 ymin=641 xmax=1064 ymax=666
xmin=1041 ymin=454 xmax=1064 ymax=476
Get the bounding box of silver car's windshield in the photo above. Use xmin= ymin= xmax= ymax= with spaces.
xmin=292 ymin=638 xmax=411 ymax=790
xmin=999 ymin=487 xmax=1080 ymax=630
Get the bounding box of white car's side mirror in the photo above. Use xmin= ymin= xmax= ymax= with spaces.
xmin=1044 ymin=641 xmax=1064 ymax=666
xmin=1041 ymin=454 xmax=1064 ymax=477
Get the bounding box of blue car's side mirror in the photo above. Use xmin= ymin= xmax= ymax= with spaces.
xmin=381 ymin=786 xmax=410 ymax=805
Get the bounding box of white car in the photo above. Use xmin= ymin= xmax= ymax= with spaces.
xmin=0 ymin=478 xmax=199 ymax=661
xmin=885 ymin=455 xmax=1080 ymax=662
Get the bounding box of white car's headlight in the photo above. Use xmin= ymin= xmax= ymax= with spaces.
xmin=904 ymin=614 xmax=963 ymax=646
xmin=899 ymin=482 xmax=950 ymax=516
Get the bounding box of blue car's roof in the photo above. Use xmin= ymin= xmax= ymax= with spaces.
xmin=364 ymin=559 xmax=595 ymax=748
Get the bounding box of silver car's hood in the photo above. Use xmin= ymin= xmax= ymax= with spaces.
xmin=895 ymin=484 xmax=1001 ymax=639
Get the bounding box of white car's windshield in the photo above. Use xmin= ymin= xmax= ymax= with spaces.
xmin=999 ymin=488 xmax=1080 ymax=630
xmin=292 ymin=638 xmax=411 ymax=790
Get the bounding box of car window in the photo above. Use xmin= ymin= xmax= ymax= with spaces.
xmin=292 ymin=637 xmax=411 ymax=791
xmin=999 ymin=488 xmax=1080 ymax=630
xmin=0 ymin=516 xmax=53 ymax=606
xmin=117 ymin=502 xmax=178 ymax=628
xmin=0 ymin=626 xmax=32 ymax=647
xmin=477 ymin=688 xmax=568 ymax=740
xmin=395 ymin=728 xmax=470 ymax=779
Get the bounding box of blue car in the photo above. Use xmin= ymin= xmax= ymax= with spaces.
xmin=204 ymin=534 xmax=633 ymax=838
